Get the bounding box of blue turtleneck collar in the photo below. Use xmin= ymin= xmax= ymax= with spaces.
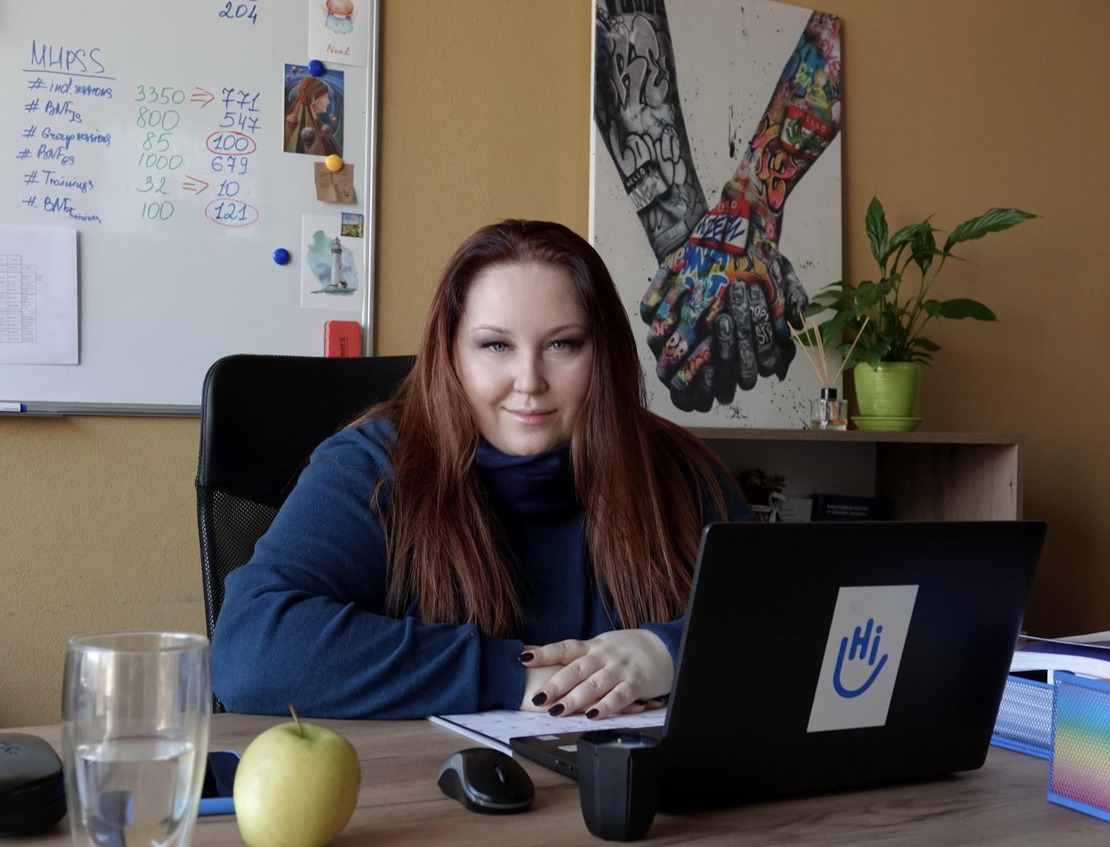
xmin=475 ymin=441 xmax=578 ymax=521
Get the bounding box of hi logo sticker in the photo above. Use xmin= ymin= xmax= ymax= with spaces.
xmin=807 ymin=585 xmax=918 ymax=733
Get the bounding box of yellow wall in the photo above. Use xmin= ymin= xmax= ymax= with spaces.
xmin=2 ymin=0 xmax=1107 ymax=726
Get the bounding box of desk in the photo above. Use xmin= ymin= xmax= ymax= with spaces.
xmin=7 ymin=714 xmax=1104 ymax=845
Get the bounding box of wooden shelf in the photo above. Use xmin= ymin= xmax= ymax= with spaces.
xmin=693 ymin=429 xmax=1022 ymax=522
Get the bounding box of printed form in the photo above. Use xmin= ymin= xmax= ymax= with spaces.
xmin=0 ymin=225 xmax=77 ymax=364
xmin=430 ymin=708 xmax=666 ymax=756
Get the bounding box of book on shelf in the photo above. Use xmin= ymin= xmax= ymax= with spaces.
xmin=1010 ymin=632 xmax=1110 ymax=680
xmin=809 ymin=493 xmax=892 ymax=521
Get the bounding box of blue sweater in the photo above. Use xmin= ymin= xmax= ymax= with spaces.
xmin=211 ymin=417 xmax=751 ymax=719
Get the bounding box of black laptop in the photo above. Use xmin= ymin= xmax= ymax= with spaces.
xmin=510 ymin=520 xmax=1046 ymax=809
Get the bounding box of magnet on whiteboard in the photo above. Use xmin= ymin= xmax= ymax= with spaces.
xmin=324 ymin=155 xmax=343 ymax=173
xmin=273 ymin=248 xmax=292 ymax=265
xmin=308 ymin=59 xmax=326 ymax=77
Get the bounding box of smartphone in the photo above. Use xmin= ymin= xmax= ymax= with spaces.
xmin=198 ymin=750 xmax=240 ymax=816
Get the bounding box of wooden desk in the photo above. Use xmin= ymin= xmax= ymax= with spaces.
xmin=8 ymin=714 xmax=1105 ymax=845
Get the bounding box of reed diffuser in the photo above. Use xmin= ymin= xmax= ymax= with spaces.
xmin=794 ymin=315 xmax=869 ymax=431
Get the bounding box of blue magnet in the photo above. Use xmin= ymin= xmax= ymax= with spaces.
xmin=308 ymin=59 xmax=326 ymax=77
xmin=272 ymin=248 xmax=291 ymax=265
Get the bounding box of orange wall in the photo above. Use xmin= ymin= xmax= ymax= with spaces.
xmin=1 ymin=0 xmax=1107 ymax=726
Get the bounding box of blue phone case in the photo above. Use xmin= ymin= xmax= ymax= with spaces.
xmin=198 ymin=751 xmax=240 ymax=816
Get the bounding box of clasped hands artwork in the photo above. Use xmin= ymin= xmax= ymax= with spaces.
xmin=592 ymin=0 xmax=842 ymax=425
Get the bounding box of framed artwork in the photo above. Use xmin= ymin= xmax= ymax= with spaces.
xmin=590 ymin=0 xmax=843 ymax=428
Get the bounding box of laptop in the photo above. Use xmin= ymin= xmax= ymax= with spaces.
xmin=510 ymin=520 xmax=1046 ymax=809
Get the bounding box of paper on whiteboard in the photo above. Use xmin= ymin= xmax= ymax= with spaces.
xmin=300 ymin=213 xmax=362 ymax=311
xmin=308 ymin=0 xmax=372 ymax=68
xmin=0 ymin=225 xmax=77 ymax=364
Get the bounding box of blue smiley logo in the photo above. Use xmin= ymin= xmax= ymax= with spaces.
xmin=832 ymin=617 xmax=888 ymax=699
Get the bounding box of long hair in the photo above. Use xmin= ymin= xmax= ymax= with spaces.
xmin=365 ymin=220 xmax=730 ymax=638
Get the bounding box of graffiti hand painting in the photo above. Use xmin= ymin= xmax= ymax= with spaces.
xmin=639 ymin=192 xmax=811 ymax=411
xmin=593 ymin=1 xmax=708 ymax=262
xmin=594 ymin=1 xmax=842 ymax=413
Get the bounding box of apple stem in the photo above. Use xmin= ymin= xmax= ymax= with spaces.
xmin=289 ymin=704 xmax=304 ymax=738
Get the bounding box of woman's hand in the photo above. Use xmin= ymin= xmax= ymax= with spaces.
xmin=518 ymin=630 xmax=673 ymax=720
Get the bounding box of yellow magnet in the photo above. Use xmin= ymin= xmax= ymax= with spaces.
xmin=325 ymin=154 xmax=344 ymax=173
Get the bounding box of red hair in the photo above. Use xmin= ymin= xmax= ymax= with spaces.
xmin=365 ymin=220 xmax=730 ymax=637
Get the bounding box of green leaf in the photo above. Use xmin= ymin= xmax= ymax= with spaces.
xmin=855 ymin=281 xmax=884 ymax=310
xmin=943 ymin=208 xmax=1037 ymax=253
xmin=937 ymin=298 xmax=997 ymax=320
xmin=909 ymin=337 xmax=941 ymax=352
xmin=865 ymin=197 xmax=888 ymax=268
xmin=794 ymin=331 xmax=819 ymax=348
xmin=809 ymin=289 xmax=854 ymax=308
xmin=911 ymin=228 xmax=937 ymax=274
xmin=884 ymin=222 xmax=931 ymax=264
xmin=823 ymin=309 xmax=856 ymax=339
xmin=923 ymin=299 xmax=943 ymax=317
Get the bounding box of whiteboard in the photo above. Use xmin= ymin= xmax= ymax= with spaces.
xmin=0 ymin=0 xmax=379 ymax=415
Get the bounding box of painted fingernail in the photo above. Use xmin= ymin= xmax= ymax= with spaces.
xmin=548 ymin=704 xmax=565 ymax=717
xmin=586 ymin=709 xmax=599 ymax=719
xmin=518 ymin=652 xmax=534 ymax=663
xmin=531 ymin=692 xmax=547 ymax=707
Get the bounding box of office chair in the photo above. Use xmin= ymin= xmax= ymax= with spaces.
xmin=195 ymin=353 xmax=414 ymax=709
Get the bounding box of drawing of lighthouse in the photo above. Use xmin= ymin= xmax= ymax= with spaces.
xmin=330 ymin=236 xmax=346 ymax=288
xmin=303 ymin=219 xmax=359 ymax=302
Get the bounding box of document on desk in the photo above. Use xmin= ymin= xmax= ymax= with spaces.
xmin=430 ymin=709 xmax=667 ymax=756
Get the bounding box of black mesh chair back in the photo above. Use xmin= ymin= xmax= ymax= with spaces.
xmin=195 ymin=353 xmax=414 ymax=661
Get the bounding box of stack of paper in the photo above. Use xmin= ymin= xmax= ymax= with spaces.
xmin=993 ymin=631 xmax=1110 ymax=758
xmin=1010 ymin=632 xmax=1110 ymax=680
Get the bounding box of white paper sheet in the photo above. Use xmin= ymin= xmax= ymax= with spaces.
xmin=430 ymin=708 xmax=667 ymax=756
xmin=307 ymin=0 xmax=372 ymax=68
xmin=0 ymin=225 xmax=77 ymax=364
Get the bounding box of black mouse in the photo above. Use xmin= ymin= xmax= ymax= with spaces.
xmin=437 ymin=747 xmax=534 ymax=814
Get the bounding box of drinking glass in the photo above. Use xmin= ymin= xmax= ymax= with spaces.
xmin=61 ymin=632 xmax=211 ymax=847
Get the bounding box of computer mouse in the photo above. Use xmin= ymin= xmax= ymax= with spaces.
xmin=437 ymin=747 xmax=534 ymax=815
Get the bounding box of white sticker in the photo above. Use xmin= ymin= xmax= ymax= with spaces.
xmin=807 ymin=585 xmax=919 ymax=733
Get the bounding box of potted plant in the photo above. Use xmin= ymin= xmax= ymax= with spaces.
xmin=800 ymin=196 xmax=1036 ymax=429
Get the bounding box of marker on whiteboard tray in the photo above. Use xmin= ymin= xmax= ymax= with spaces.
xmin=0 ymin=402 xmax=28 ymax=413
xmin=273 ymin=247 xmax=292 ymax=265
xmin=308 ymin=59 xmax=327 ymax=77
xmin=325 ymin=320 xmax=361 ymax=358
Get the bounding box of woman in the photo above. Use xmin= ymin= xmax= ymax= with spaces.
xmin=211 ymin=220 xmax=751 ymax=720
xmin=283 ymin=75 xmax=340 ymax=156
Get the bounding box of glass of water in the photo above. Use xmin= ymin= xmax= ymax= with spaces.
xmin=61 ymin=632 xmax=211 ymax=847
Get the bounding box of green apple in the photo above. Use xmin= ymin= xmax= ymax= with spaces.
xmin=234 ymin=706 xmax=361 ymax=847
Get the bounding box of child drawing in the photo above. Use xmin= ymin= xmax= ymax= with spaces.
xmin=323 ymin=0 xmax=355 ymax=35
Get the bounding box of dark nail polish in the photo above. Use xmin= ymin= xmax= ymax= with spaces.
xmin=548 ymin=704 xmax=565 ymax=717
xmin=518 ymin=651 xmax=534 ymax=663
xmin=586 ymin=709 xmax=599 ymax=719
xmin=531 ymin=692 xmax=547 ymax=707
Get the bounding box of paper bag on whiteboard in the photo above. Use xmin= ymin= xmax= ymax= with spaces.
xmin=313 ymin=163 xmax=356 ymax=204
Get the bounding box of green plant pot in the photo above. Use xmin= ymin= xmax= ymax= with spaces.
xmin=852 ymin=362 xmax=923 ymax=419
